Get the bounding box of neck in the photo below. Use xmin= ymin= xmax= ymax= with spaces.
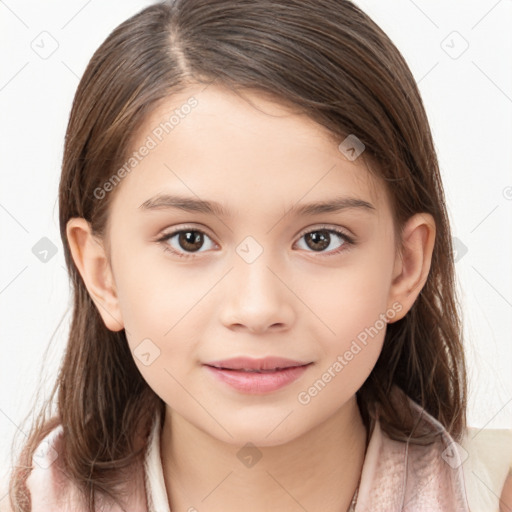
xmin=160 ymin=396 xmax=367 ymax=512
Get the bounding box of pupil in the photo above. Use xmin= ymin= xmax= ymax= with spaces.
xmin=179 ymin=231 xmax=203 ymax=252
xmin=306 ymin=231 xmax=330 ymax=251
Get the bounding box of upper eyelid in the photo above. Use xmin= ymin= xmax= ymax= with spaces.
xmin=159 ymin=224 xmax=217 ymax=243
xmin=162 ymin=223 xmax=355 ymax=238
xmin=295 ymin=224 xmax=352 ymax=238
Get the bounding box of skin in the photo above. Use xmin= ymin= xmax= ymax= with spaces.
xmin=67 ymin=84 xmax=436 ymax=511
xmin=501 ymin=474 xmax=512 ymax=512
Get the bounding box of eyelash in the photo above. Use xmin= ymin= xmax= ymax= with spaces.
xmin=156 ymin=224 xmax=355 ymax=260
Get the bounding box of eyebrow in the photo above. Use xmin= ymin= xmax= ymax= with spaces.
xmin=138 ymin=193 xmax=376 ymax=216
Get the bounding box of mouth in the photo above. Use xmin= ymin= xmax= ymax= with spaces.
xmin=202 ymin=358 xmax=313 ymax=394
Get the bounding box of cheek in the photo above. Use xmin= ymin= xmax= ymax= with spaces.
xmin=300 ymin=254 xmax=393 ymax=341
xmin=116 ymin=272 xmax=198 ymax=407
xmin=112 ymin=248 xmax=212 ymax=386
xmin=115 ymin=244 xmax=209 ymax=337
xmin=293 ymin=240 xmax=394 ymax=381
xmin=295 ymin=264 xmax=391 ymax=410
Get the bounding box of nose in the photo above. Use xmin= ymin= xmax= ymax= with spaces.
xmin=219 ymin=256 xmax=296 ymax=334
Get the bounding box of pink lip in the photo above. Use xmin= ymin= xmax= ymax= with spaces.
xmin=203 ymin=357 xmax=312 ymax=394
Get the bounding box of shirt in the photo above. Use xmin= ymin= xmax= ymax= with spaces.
xmin=20 ymin=385 xmax=511 ymax=511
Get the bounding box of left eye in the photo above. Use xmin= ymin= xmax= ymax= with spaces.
xmin=295 ymin=228 xmax=353 ymax=255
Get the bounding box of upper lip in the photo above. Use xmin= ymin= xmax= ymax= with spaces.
xmin=204 ymin=356 xmax=312 ymax=371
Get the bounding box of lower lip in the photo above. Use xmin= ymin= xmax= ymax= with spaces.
xmin=204 ymin=364 xmax=311 ymax=394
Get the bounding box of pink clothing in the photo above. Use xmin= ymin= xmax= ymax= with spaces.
xmin=25 ymin=386 xmax=470 ymax=511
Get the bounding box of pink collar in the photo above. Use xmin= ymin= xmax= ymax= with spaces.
xmin=26 ymin=386 xmax=470 ymax=511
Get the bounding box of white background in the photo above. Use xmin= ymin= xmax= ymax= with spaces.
xmin=1 ymin=0 xmax=511 ymax=498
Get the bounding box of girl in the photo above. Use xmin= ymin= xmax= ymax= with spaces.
xmin=6 ymin=0 xmax=511 ymax=510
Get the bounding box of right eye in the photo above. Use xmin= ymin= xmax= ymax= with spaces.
xmin=156 ymin=227 xmax=218 ymax=259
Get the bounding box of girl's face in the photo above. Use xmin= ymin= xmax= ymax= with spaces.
xmin=81 ymin=85 xmax=425 ymax=446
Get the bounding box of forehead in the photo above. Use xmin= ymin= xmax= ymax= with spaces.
xmin=108 ymin=84 xmax=388 ymax=222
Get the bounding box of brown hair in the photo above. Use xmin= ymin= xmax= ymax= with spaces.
xmin=9 ymin=0 xmax=467 ymax=509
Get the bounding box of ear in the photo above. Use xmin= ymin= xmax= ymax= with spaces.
xmin=66 ymin=217 xmax=124 ymax=332
xmin=386 ymin=213 xmax=436 ymax=322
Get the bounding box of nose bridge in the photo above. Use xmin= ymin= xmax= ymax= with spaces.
xmin=219 ymin=236 xmax=295 ymax=332
xmin=235 ymin=251 xmax=274 ymax=295
xmin=233 ymin=240 xmax=282 ymax=304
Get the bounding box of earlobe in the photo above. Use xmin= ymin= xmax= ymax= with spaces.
xmin=387 ymin=213 xmax=436 ymax=323
xmin=66 ymin=217 xmax=124 ymax=332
